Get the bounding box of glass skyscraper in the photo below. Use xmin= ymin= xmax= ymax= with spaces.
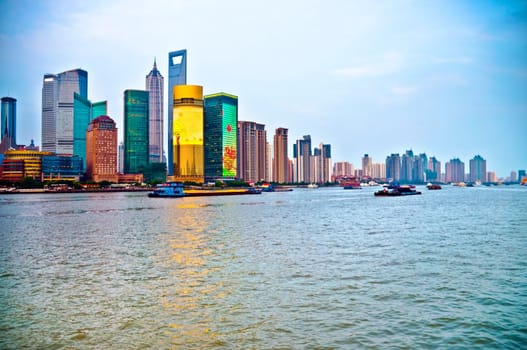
xmin=167 ymin=49 xmax=187 ymax=175
xmin=73 ymin=93 xmax=107 ymax=171
xmin=204 ymin=93 xmax=238 ymax=181
xmin=124 ymin=90 xmax=149 ymax=174
xmin=41 ymin=69 xmax=88 ymax=154
xmin=146 ymin=58 xmax=164 ymax=163
xmin=172 ymin=85 xmax=203 ymax=183
xmin=1 ymin=97 xmax=17 ymax=152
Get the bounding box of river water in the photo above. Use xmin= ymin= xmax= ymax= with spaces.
xmin=0 ymin=185 xmax=526 ymax=349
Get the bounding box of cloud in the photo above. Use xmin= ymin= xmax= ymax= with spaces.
xmin=429 ymin=74 xmax=468 ymax=86
xmin=332 ymin=51 xmax=403 ymax=78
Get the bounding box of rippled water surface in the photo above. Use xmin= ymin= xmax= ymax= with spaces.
xmin=1 ymin=186 xmax=526 ymax=349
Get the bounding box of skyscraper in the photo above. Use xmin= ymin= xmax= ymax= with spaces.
xmin=146 ymin=58 xmax=164 ymax=163
xmin=293 ymin=135 xmax=312 ymax=183
xmin=427 ymin=156 xmax=441 ymax=182
xmin=362 ymin=154 xmax=372 ymax=178
xmin=167 ymin=49 xmax=187 ymax=175
xmin=41 ymin=69 xmax=88 ymax=154
xmin=469 ymin=155 xmax=486 ymax=183
xmin=172 ymin=85 xmax=204 ymax=183
xmin=204 ymin=93 xmax=238 ymax=181
xmin=1 ymin=97 xmax=17 ymax=152
xmin=238 ymin=120 xmax=267 ymax=183
xmin=73 ymin=93 xmax=107 ymax=170
xmin=386 ymin=153 xmax=401 ymax=181
xmin=86 ymin=115 xmax=118 ymax=182
xmin=445 ymin=158 xmax=465 ymax=183
xmin=273 ymin=128 xmax=289 ymax=183
xmin=123 ymin=90 xmax=149 ymax=174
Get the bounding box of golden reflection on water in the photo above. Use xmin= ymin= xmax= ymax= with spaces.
xmin=162 ymin=199 xmax=227 ymax=346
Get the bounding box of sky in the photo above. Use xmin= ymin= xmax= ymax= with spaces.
xmin=1 ymin=0 xmax=526 ymax=177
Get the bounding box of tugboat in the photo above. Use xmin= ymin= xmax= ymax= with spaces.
xmin=148 ymin=182 xmax=186 ymax=198
xmin=374 ymin=185 xmax=422 ymax=197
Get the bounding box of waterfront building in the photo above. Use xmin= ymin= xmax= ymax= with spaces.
xmin=171 ymin=85 xmax=204 ymax=183
xmin=237 ymin=120 xmax=267 ymax=183
xmin=371 ymin=162 xmax=386 ymax=180
xmin=519 ymin=170 xmax=526 ymax=183
xmin=386 ymin=153 xmax=401 ymax=182
xmin=427 ymin=156 xmax=441 ymax=182
xmin=118 ymin=142 xmax=124 ymax=173
xmin=204 ymin=93 xmax=238 ymax=181
xmin=1 ymin=97 xmax=17 ymax=153
xmin=41 ymin=155 xmax=83 ymax=182
xmin=86 ymin=115 xmax=118 ymax=183
xmin=362 ymin=154 xmax=372 ymax=178
xmin=273 ymin=128 xmax=289 ymax=183
xmin=312 ymin=143 xmax=331 ymax=184
xmin=333 ymin=162 xmax=354 ymax=177
xmin=41 ymin=69 xmax=88 ymax=154
xmin=445 ymin=158 xmax=465 ymax=183
xmin=510 ymin=171 xmax=517 ymax=183
xmin=146 ymin=58 xmax=164 ymax=163
xmin=400 ymin=150 xmax=414 ymax=183
xmin=469 ymin=155 xmax=486 ymax=183
xmin=0 ymin=149 xmax=52 ymax=181
xmin=266 ymin=142 xmax=273 ymax=182
xmin=123 ymin=90 xmax=149 ymax=174
xmin=167 ymin=49 xmax=187 ymax=175
xmin=293 ymin=135 xmax=312 ymax=183
xmin=487 ymin=171 xmax=497 ymax=183
xmin=73 ymin=92 xmax=107 ymax=170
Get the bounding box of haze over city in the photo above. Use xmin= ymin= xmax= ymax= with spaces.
xmin=1 ymin=0 xmax=525 ymax=177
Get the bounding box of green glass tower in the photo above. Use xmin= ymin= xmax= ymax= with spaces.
xmin=73 ymin=93 xmax=107 ymax=170
xmin=204 ymin=92 xmax=238 ymax=181
xmin=124 ymin=90 xmax=149 ymax=174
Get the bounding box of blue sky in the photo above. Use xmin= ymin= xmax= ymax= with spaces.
xmin=1 ymin=0 xmax=526 ymax=177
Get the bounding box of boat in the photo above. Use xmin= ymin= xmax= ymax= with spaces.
xmin=307 ymin=183 xmax=319 ymax=189
xmin=374 ymin=185 xmax=422 ymax=196
xmin=184 ymin=187 xmax=262 ymax=196
xmin=148 ymin=182 xmax=186 ymax=197
xmin=426 ymin=183 xmax=442 ymax=190
xmin=149 ymin=182 xmax=262 ymax=198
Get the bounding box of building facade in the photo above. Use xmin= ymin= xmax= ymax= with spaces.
xmin=427 ymin=156 xmax=441 ymax=182
xmin=237 ymin=121 xmax=267 ymax=183
xmin=469 ymin=155 xmax=486 ymax=183
xmin=445 ymin=158 xmax=465 ymax=183
xmin=273 ymin=128 xmax=289 ymax=183
xmin=41 ymin=69 xmax=88 ymax=155
xmin=204 ymin=93 xmax=238 ymax=181
xmin=146 ymin=58 xmax=164 ymax=163
xmin=1 ymin=97 xmax=17 ymax=152
xmin=86 ymin=116 xmax=118 ymax=182
xmin=167 ymin=49 xmax=187 ymax=175
xmin=41 ymin=155 xmax=83 ymax=181
xmin=386 ymin=153 xmax=401 ymax=182
xmin=123 ymin=90 xmax=149 ymax=174
xmin=73 ymin=92 xmax=107 ymax=170
xmin=293 ymin=135 xmax=312 ymax=183
xmin=361 ymin=154 xmax=372 ymax=178
xmin=172 ymin=85 xmax=204 ymax=183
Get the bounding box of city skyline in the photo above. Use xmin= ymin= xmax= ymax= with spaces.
xmin=0 ymin=1 xmax=525 ymax=177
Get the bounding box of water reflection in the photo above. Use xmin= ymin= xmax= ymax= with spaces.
xmin=162 ymin=199 xmax=228 ymax=346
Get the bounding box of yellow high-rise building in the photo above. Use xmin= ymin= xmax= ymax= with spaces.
xmin=171 ymin=85 xmax=204 ymax=183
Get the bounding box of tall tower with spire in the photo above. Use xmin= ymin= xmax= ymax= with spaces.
xmin=146 ymin=58 xmax=164 ymax=163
